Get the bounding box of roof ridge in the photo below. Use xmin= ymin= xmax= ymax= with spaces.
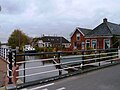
xmin=107 ymin=21 xmax=119 ymax=25
xmin=105 ymin=22 xmax=113 ymax=35
xmin=78 ymin=27 xmax=92 ymax=30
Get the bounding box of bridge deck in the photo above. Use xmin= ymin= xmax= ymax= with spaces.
xmin=0 ymin=58 xmax=7 ymax=86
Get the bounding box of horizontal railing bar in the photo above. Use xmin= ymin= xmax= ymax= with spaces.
xmin=83 ymin=55 xmax=118 ymax=62
xmin=16 ymin=52 xmax=118 ymax=64
xmin=16 ymin=52 xmax=62 ymax=56
xmin=83 ymin=57 xmax=119 ymax=66
xmin=15 ymin=48 xmax=118 ymax=56
xmin=17 ymin=54 xmax=118 ymax=71
xmin=100 ymin=52 xmax=118 ymax=55
xmin=16 ymin=58 xmax=55 ymax=64
xmin=61 ymin=55 xmax=82 ymax=59
xmin=17 ymin=57 xmax=120 ymax=78
xmin=99 ymin=55 xmax=118 ymax=59
xmin=16 ymin=65 xmax=82 ymax=78
xmin=17 ymin=59 xmax=82 ymax=71
xmin=17 ymin=63 xmax=59 ymax=71
xmin=61 ymin=52 xmax=117 ymax=59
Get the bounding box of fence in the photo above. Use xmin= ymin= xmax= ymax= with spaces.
xmin=0 ymin=47 xmax=16 ymax=84
xmin=0 ymin=47 xmax=120 ymax=89
xmin=16 ymin=48 xmax=119 ymax=85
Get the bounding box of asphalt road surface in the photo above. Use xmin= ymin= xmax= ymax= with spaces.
xmin=22 ymin=64 xmax=120 ymax=90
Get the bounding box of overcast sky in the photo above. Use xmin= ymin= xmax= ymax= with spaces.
xmin=0 ymin=0 xmax=120 ymax=43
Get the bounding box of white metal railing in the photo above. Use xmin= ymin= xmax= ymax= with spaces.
xmin=0 ymin=47 xmax=16 ymax=84
xmin=14 ymin=48 xmax=120 ymax=84
xmin=3 ymin=48 xmax=119 ymax=85
xmin=16 ymin=53 xmax=118 ymax=72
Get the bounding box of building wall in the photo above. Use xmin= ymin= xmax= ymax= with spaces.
xmin=71 ymin=30 xmax=85 ymax=50
xmin=62 ymin=43 xmax=71 ymax=48
xmin=83 ymin=37 xmax=112 ymax=50
xmin=71 ymin=30 xmax=113 ymax=50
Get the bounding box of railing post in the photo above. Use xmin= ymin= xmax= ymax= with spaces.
xmin=23 ymin=54 xmax=26 ymax=83
xmin=0 ymin=47 xmax=1 ymax=56
xmin=8 ymin=49 xmax=13 ymax=84
xmin=0 ymin=47 xmax=1 ymax=57
xmin=110 ymin=50 xmax=113 ymax=64
xmin=1 ymin=48 xmax=3 ymax=58
xmin=12 ymin=50 xmax=16 ymax=66
xmin=4 ymin=48 xmax=6 ymax=59
xmin=5 ymin=48 xmax=6 ymax=61
xmin=118 ymin=49 xmax=120 ymax=58
xmin=98 ymin=51 xmax=101 ymax=66
xmin=58 ymin=52 xmax=62 ymax=75
xmin=95 ymin=50 xmax=97 ymax=62
xmin=81 ymin=51 xmax=84 ymax=70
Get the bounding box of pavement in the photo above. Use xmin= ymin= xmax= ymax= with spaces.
xmin=0 ymin=58 xmax=7 ymax=87
xmin=22 ymin=64 xmax=120 ymax=90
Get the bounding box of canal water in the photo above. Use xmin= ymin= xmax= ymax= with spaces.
xmin=19 ymin=56 xmax=70 ymax=83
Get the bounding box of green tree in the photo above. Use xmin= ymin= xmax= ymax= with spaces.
xmin=8 ymin=29 xmax=30 ymax=50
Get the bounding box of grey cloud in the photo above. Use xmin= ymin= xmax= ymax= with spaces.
xmin=0 ymin=0 xmax=29 ymax=15
xmin=0 ymin=0 xmax=120 ymax=43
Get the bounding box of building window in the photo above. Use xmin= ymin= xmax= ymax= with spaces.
xmin=86 ymin=40 xmax=90 ymax=48
xmin=45 ymin=43 xmax=47 ymax=47
xmin=74 ymin=42 xmax=77 ymax=49
xmin=81 ymin=42 xmax=85 ymax=49
xmin=91 ymin=40 xmax=97 ymax=49
xmin=76 ymin=33 xmax=80 ymax=41
xmin=104 ymin=39 xmax=110 ymax=49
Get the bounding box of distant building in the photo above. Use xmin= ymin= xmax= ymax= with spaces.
xmin=32 ymin=36 xmax=70 ymax=49
xmin=71 ymin=18 xmax=120 ymax=50
xmin=70 ymin=27 xmax=92 ymax=50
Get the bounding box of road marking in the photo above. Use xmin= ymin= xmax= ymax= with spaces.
xmin=21 ymin=89 xmax=28 ymax=90
xmin=29 ymin=83 xmax=54 ymax=90
xmin=41 ymin=88 xmax=48 ymax=90
xmin=56 ymin=87 xmax=66 ymax=90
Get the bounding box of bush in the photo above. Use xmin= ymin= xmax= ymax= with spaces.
xmin=34 ymin=47 xmax=54 ymax=52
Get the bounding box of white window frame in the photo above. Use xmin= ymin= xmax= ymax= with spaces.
xmin=86 ymin=39 xmax=90 ymax=48
xmin=81 ymin=42 xmax=85 ymax=50
xmin=76 ymin=33 xmax=80 ymax=41
xmin=74 ymin=42 xmax=77 ymax=49
xmin=104 ymin=39 xmax=110 ymax=49
xmin=91 ymin=39 xmax=97 ymax=49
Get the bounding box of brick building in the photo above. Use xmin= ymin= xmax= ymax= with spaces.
xmin=71 ymin=18 xmax=120 ymax=50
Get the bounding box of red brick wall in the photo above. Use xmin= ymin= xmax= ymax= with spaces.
xmin=71 ymin=33 xmax=113 ymax=50
xmin=84 ymin=37 xmax=112 ymax=49
xmin=71 ymin=30 xmax=85 ymax=50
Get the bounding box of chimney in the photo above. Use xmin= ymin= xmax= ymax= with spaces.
xmin=103 ymin=18 xmax=107 ymax=23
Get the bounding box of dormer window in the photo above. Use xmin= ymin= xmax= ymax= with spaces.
xmin=76 ymin=33 xmax=80 ymax=41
